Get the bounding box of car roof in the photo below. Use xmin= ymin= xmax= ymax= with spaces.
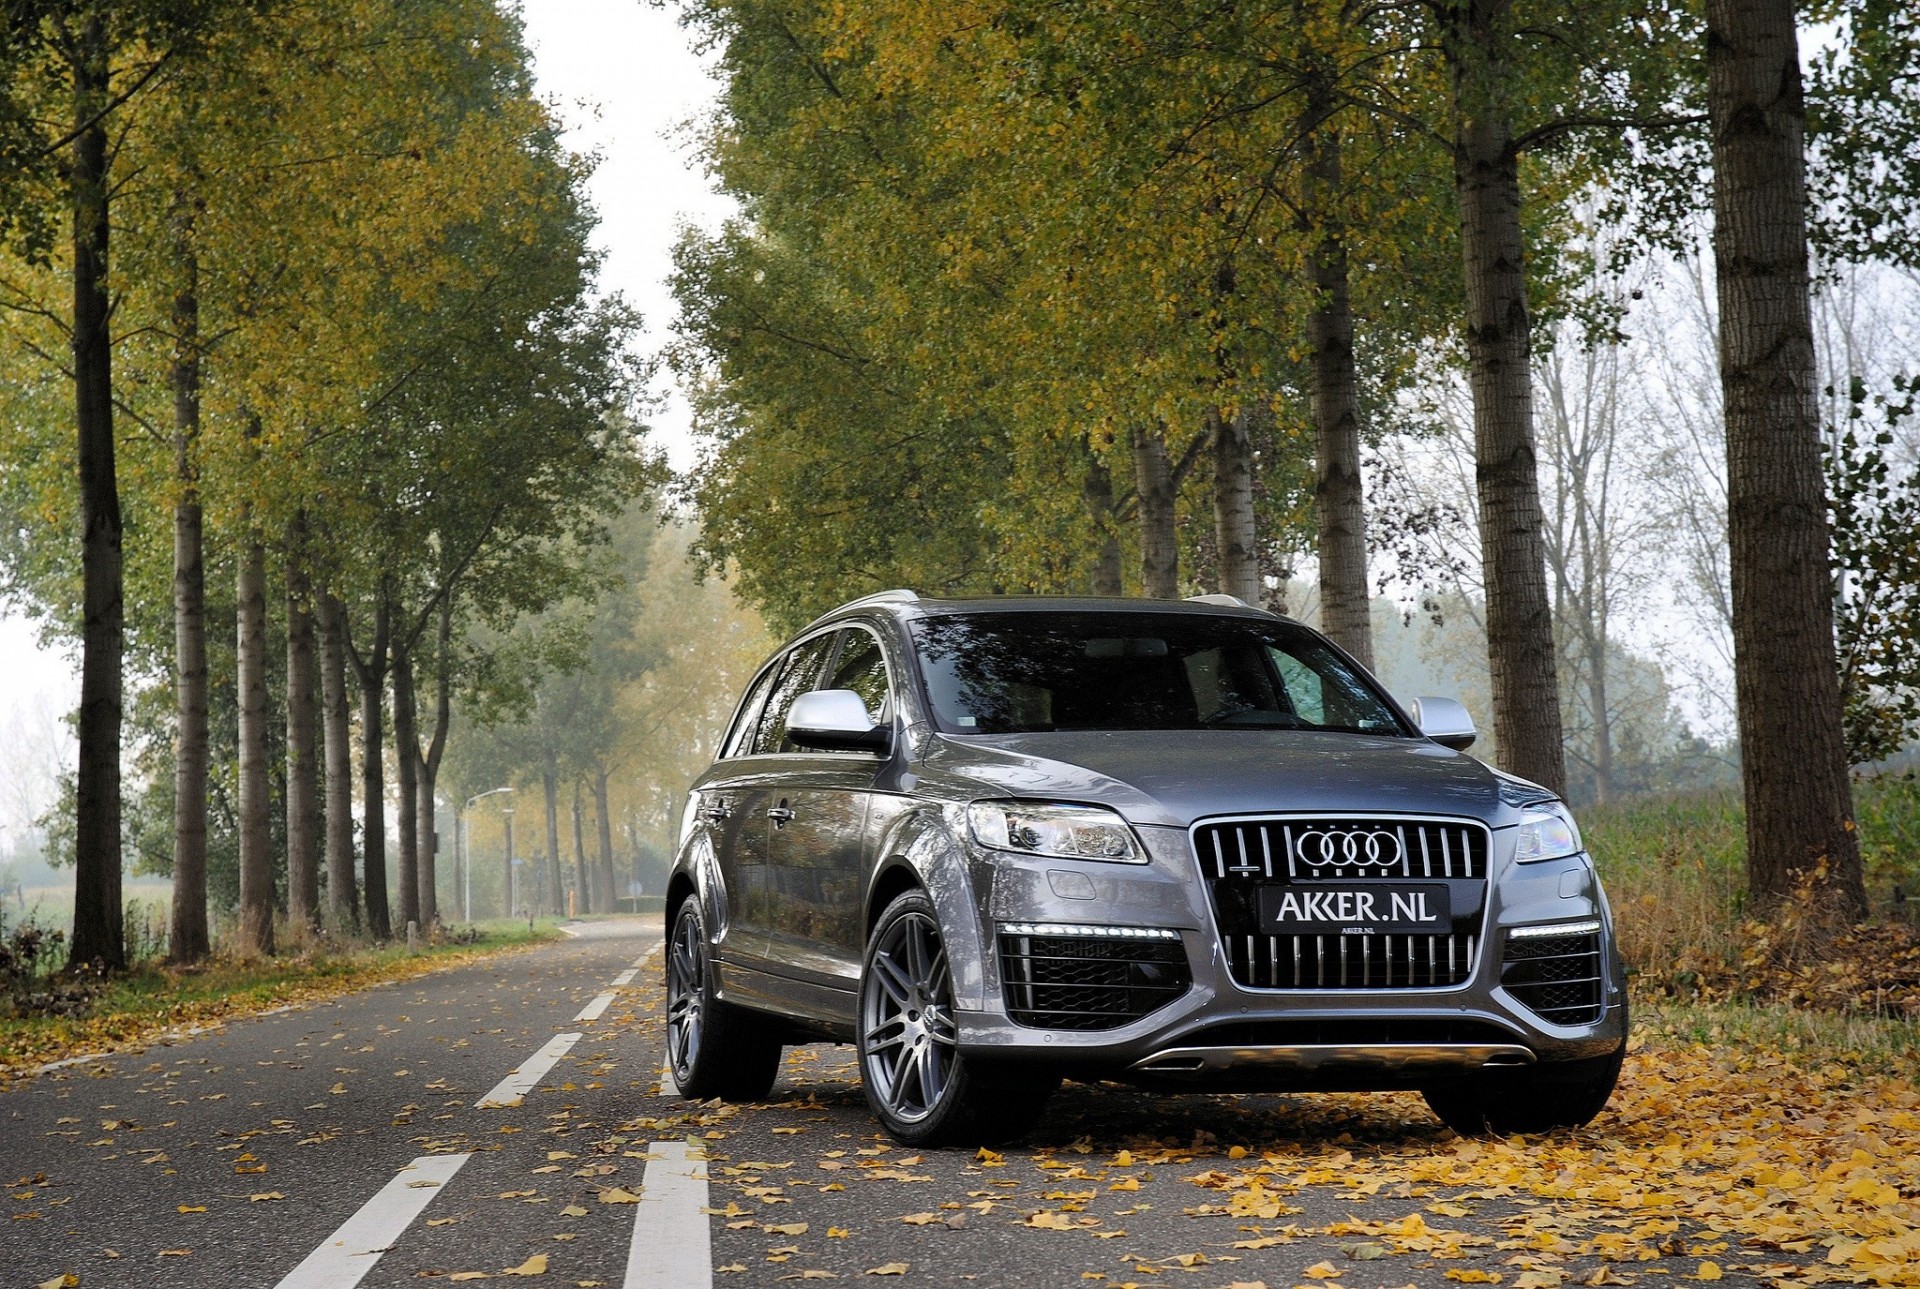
xmin=801 ymin=590 xmax=1302 ymax=635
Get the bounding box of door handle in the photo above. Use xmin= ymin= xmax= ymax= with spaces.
xmin=701 ymin=800 xmax=732 ymax=822
xmin=767 ymin=804 xmax=795 ymax=827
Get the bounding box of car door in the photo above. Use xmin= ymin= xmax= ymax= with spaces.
xmin=704 ymin=634 xmax=836 ymax=968
xmin=761 ymin=624 xmax=894 ymax=995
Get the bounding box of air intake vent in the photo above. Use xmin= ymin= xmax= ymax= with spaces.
xmin=1502 ymin=930 xmax=1604 ymax=1026
xmin=998 ymin=930 xmax=1190 ymax=1030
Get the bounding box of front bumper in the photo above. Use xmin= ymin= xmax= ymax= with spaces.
xmin=953 ymin=822 xmax=1626 ymax=1089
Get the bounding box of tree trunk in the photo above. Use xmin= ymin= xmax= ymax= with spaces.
xmin=1132 ymin=424 xmax=1179 ymax=597
xmin=391 ymin=643 xmax=421 ymax=931
xmin=594 ymin=770 xmax=617 ymax=911
xmin=571 ymin=782 xmax=591 ymax=916
xmin=318 ymin=593 xmax=358 ymax=931
xmin=1303 ymin=117 xmax=1374 ymax=670
xmin=503 ymin=810 xmax=517 ymax=917
xmin=168 ymin=194 xmax=209 ymax=965
xmin=68 ymin=16 xmax=125 ymax=972
xmin=415 ymin=597 xmax=454 ymax=927
xmin=415 ymin=769 xmax=436 ymax=928
xmin=1210 ymin=407 xmax=1260 ymax=602
xmin=1082 ymin=452 xmax=1124 ymax=596
xmin=349 ymin=600 xmax=392 ymax=939
xmin=285 ymin=514 xmax=320 ymax=933
xmin=1445 ymin=9 xmax=1567 ymax=794
xmin=543 ymin=766 xmax=563 ymax=916
xmin=235 ymin=517 xmax=274 ymax=958
xmin=1707 ymin=0 xmax=1865 ymax=915
xmin=1587 ymin=634 xmax=1615 ymax=804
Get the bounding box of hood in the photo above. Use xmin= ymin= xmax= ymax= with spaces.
xmin=914 ymin=728 xmax=1504 ymax=828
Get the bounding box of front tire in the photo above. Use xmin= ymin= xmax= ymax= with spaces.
xmin=858 ymin=890 xmax=1054 ymax=1146
xmin=1423 ymin=1004 xmax=1627 ymax=1136
xmin=665 ymin=898 xmax=781 ymax=1102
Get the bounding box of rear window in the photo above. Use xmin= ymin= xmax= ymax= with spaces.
xmin=909 ymin=612 xmax=1407 ymax=737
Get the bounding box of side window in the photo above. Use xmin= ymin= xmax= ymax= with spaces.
xmin=753 ymin=634 xmax=836 ymax=755
xmin=721 ymin=663 xmax=782 ymax=759
xmin=827 ymin=627 xmax=892 ymax=723
xmin=1269 ymin=648 xmax=1326 ymax=724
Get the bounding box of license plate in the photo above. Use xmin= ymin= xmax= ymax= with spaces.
xmin=1259 ymin=883 xmax=1451 ymax=935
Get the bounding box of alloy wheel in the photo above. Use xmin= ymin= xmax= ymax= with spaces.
xmin=666 ymin=908 xmax=705 ymax=1079
xmin=860 ymin=911 xmax=958 ymax=1123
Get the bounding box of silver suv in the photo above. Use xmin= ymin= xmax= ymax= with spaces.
xmin=665 ymin=592 xmax=1626 ymax=1144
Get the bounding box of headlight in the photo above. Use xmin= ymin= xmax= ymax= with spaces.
xmin=967 ymin=800 xmax=1145 ymax=864
xmin=1514 ymin=803 xmax=1582 ymax=863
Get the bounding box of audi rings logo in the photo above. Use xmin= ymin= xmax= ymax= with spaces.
xmin=1293 ymin=828 xmax=1402 ymax=868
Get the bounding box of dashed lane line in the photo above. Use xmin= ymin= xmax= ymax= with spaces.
xmin=476 ymin=1032 xmax=584 ymax=1108
xmin=273 ymin=1153 xmax=471 ymax=1289
xmin=575 ymin=991 xmax=619 ymax=1022
xmin=612 ymin=968 xmax=638 ymax=986
xmin=623 ymin=1140 xmax=712 ymax=1289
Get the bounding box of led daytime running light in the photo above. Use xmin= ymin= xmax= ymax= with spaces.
xmin=1000 ymin=922 xmax=1181 ymax=941
xmin=1506 ymin=920 xmax=1601 ymax=940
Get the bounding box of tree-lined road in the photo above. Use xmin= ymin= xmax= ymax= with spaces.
xmin=2 ymin=919 xmax=1802 ymax=1289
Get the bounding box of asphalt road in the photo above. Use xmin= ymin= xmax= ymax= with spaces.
xmin=2 ymin=918 xmax=1739 ymax=1289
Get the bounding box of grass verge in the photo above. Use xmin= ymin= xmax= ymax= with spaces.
xmin=0 ymin=916 xmax=563 ymax=1081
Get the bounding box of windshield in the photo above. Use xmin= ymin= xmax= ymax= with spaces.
xmin=910 ymin=612 xmax=1410 ymax=736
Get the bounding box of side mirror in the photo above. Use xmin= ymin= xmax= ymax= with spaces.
xmin=1411 ymin=696 xmax=1477 ymax=751
xmin=788 ymin=689 xmax=890 ymax=753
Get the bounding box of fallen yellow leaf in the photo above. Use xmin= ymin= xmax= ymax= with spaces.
xmin=766 ymin=1223 xmax=809 ymax=1236
xmin=502 ymin=1253 xmax=548 ymax=1276
xmin=1695 ymin=1265 xmax=1723 ymax=1283
xmin=598 ymin=1188 xmax=640 ymax=1205
xmin=177 ymin=1205 xmax=206 ymax=1214
xmin=1303 ymin=1264 xmax=1342 ymax=1281
xmin=866 ymin=1266 xmax=909 ymax=1278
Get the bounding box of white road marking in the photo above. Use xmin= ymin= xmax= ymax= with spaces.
xmin=659 ymin=1054 xmax=680 ymax=1098
xmin=575 ymin=991 xmax=619 ymax=1022
xmin=611 ymin=969 xmax=637 ymax=986
xmin=274 ymin=1153 xmax=470 ymax=1289
xmin=476 ymin=1032 xmax=583 ymax=1107
xmin=623 ymin=1140 xmax=712 ymax=1289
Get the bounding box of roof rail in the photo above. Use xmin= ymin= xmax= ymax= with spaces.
xmin=840 ymin=589 xmax=919 ymax=610
xmin=1184 ymin=593 xmax=1254 ymax=609
xmin=801 ymin=589 xmax=921 ymax=632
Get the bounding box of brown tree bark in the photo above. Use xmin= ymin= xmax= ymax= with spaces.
xmin=285 ymin=514 xmax=320 ymax=933
xmin=412 ymin=598 xmax=454 ymax=927
xmin=1444 ymin=4 xmax=1567 ymax=794
xmin=1132 ymin=424 xmax=1180 ymax=598
xmin=234 ymin=514 xmax=274 ymax=958
xmin=1303 ymin=117 xmax=1375 ymax=670
xmin=391 ymin=642 xmax=421 ymax=931
xmin=168 ymin=194 xmax=210 ymax=965
xmin=1210 ymin=407 xmax=1260 ymax=602
xmin=347 ymin=599 xmax=393 ymax=939
xmin=594 ymin=770 xmax=617 ymax=911
xmin=571 ymin=781 xmax=591 ymax=916
xmin=317 ymin=593 xmax=358 ymax=931
xmin=1082 ymin=452 xmax=1124 ymax=596
xmin=1707 ymin=0 xmax=1865 ymax=915
xmin=542 ymin=765 xmax=563 ymax=916
xmin=68 ymin=16 xmax=125 ymax=971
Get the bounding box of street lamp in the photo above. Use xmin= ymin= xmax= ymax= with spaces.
xmin=460 ymin=787 xmax=514 ymax=923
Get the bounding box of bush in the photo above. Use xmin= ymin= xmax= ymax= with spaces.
xmin=1584 ymin=773 xmax=1920 ymax=1012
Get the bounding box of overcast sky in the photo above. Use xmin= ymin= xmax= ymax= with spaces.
xmin=0 ymin=0 xmax=733 ymax=839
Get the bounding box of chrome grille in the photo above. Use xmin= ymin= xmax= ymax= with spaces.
xmin=1193 ymin=816 xmax=1490 ymax=991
